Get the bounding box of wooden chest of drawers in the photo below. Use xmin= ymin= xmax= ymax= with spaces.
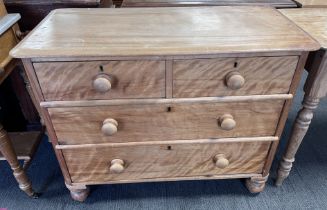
xmin=10 ymin=6 xmax=319 ymax=201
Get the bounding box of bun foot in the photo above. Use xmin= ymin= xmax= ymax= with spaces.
xmin=66 ymin=183 xmax=90 ymax=202
xmin=245 ymin=175 xmax=268 ymax=193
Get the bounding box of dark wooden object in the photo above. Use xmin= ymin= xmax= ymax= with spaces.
xmin=0 ymin=124 xmax=36 ymax=197
xmin=0 ymin=131 xmax=43 ymax=169
xmin=1 ymin=0 xmax=40 ymax=128
xmin=0 ymin=1 xmax=42 ymax=198
xmin=4 ymin=0 xmax=113 ymax=31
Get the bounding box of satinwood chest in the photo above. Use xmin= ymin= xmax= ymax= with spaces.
xmin=10 ymin=6 xmax=319 ymax=201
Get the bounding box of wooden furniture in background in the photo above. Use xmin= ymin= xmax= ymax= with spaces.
xmin=0 ymin=0 xmax=42 ymax=198
xmin=293 ymin=0 xmax=327 ymax=7
xmin=276 ymin=8 xmax=327 ymax=186
xmin=0 ymin=1 xmax=18 ymax=80
xmin=1 ymin=0 xmax=40 ymax=130
xmin=0 ymin=132 xmax=42 ymax=169
xmin=121 ymin=0 xmax=297 ymax=7
xmin=4 ymin=0 xmax=113 ymax=31
xmin=10 ymin=7 xmax=318 ymax=201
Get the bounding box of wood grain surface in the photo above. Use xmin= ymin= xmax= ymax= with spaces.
xmin=121 ymin=0 xmax=297 ymax=7
xmin=173 ymin=56 xmax=298 ymax=97
xmin=49 ymin=100 xmax=284 ymax=145
xmin=10 ymin=7 xmax=319 ymax=59
xmin=279 ymin=9 xmax=327 ymax=49
xmin=62 ymin=140 xmax=271 ymax=183
xmin=34 ymin=60 xmax=165 ymax=101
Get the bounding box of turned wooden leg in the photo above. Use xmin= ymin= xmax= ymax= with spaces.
xmin=0 ymin=124 xmax=38 ymax=198
xmin=276 ymin=95 xmax=319 ymax=186
xmin=245 ymin=174 xmax=268 ymax=193
xmin=66 ymin=183 xmax=90 ymax=202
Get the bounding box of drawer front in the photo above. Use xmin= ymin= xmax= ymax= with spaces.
xmin=63 ymin=141 xmax=271 ymax=183
xmin=34 ymin=60 xmax=166 ymax=101
xmin=49 ymin=100 xmax=284 ymax=145
xmin=173 ymin=56 xmax=298 ymax=98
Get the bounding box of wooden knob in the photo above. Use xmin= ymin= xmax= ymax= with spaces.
xmin=109 ymin=159 xmax=125 ymax=173
xmin=219 ymin=114 xmax=236 ymax=131
xmin=214 ymin=154 xmax=229 ymax=169
xmin=102 ymin=118 xmax=118 ymax=136
xmin=225 ymin=72 xmax=245 ymax=90
xmin=93 ymin=74 xmax=112 ymax=93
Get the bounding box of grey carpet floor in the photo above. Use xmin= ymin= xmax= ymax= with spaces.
xmin=1 ymin=72 xmax=327 ymax=210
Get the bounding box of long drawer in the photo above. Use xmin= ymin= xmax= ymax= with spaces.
xmin=34 ymin=60 xmax=166 ymax=101
xmin=173 ymin=56 xmax=298 ymax=98
xmin=62 ymin=140 xmax=272 ymax=183
xmin=49 ymin=100 xmax=284 ymax=145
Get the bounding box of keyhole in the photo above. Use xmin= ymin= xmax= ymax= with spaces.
xmin=167 ymin=145 xmax=172 ymax=150
xmin=167 ymin=107 xmax=172 ymax=112
xmin=99 ymin=65 xmax=104 ymax=72
xmin=234 ymin=62 xmax=238 ymax=68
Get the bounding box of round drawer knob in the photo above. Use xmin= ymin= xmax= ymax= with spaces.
xmin=219 ymin=114 xmax=236 ymax=131
xmin=102 ymin=118 xmax=118 ymax=136
xmin=109 ymin=159 xmax=125 ymax=173
xmin=93 ymin=75 xmax=112 ymax=93
xmin=214 ymin=154 xmax=229 ymax=169
xmin=225 ymin=72 xmax=245 ymax=90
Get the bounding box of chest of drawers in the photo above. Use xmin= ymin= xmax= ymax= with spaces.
xmin=10 ymin=6 xmax=319 ymax=201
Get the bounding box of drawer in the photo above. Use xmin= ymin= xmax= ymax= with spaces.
xmin=49 ymin=100 xmax=284 ymax=145
xmin=173 ymin=56 xmax=298 ymax=98
xmin=33 ymin=60 xmax=166 ymax=101
xmin=62 ymin=140 xmax=271 ymax=183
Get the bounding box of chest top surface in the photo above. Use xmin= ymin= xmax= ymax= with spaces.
xmin=11 ymin=6 xmax=319 ymax=59
xmin=293 ymin=0 xmax=327 ymax=7
xmin=280 ymin=8 xmax=327 ymax=49
xmin=122 ymin=0 xmax=297 ymax=7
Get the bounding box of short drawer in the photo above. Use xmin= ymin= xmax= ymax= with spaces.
xmin=49 ymin=100 xmax=284 ymax=145
xmin=62 ymin=140 xmax=272 ymax=183
xmin=33 ymin=60 xmax=166 ymax=101
xmin=173 ymin=56 xmax=298 ymax=98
